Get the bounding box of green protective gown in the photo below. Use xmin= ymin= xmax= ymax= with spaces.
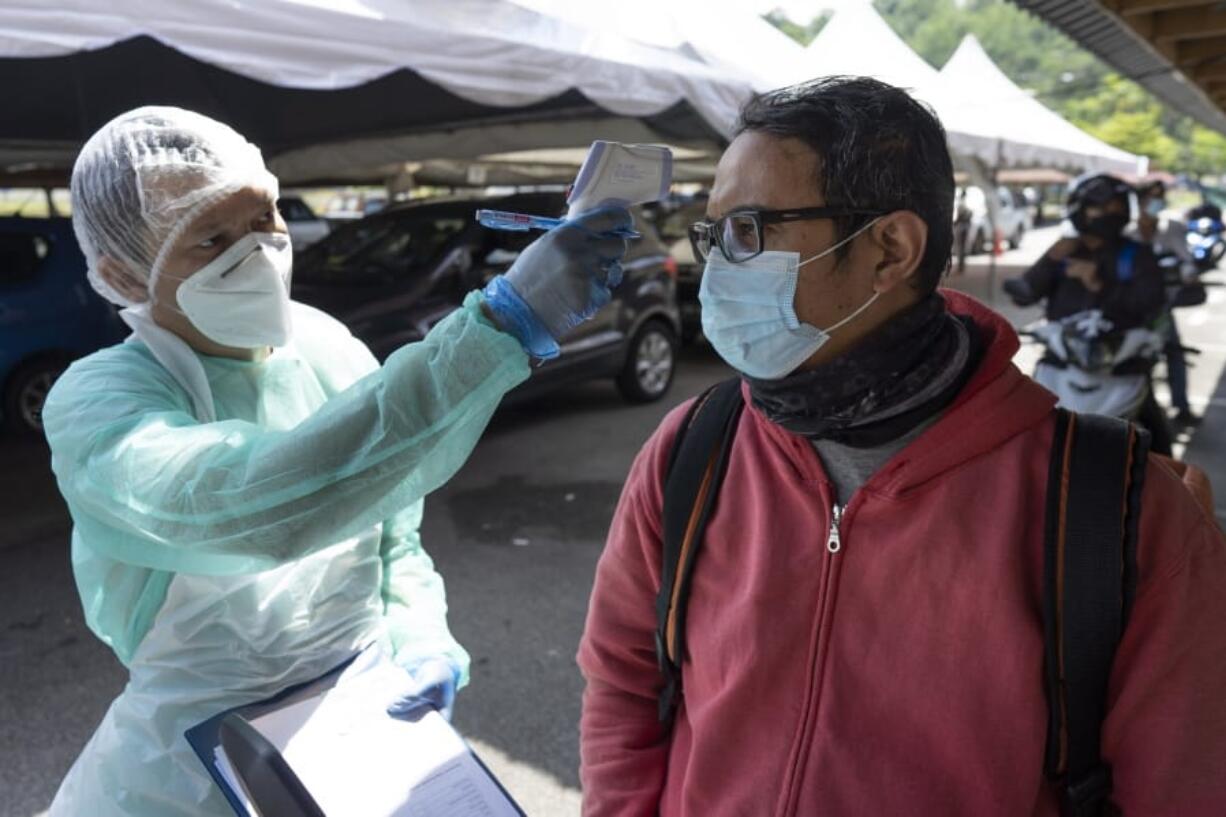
xmin=42 ymin=294 xmax=529 ymax=816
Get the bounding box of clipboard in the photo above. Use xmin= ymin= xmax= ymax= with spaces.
xmin=186 ymin=648 xmax=525 ymax=817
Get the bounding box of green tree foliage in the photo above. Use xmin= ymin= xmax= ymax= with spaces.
xmin=762 ymin=10 xmax=829 ymax=47
xmin=764 ymin=0 xmax=1226 ymax=175
xmin=1062 ymin=74 xmax=1181 ymax=169
xmin=1189 ymin=126 xmax=1226 ymax=176
xmin=1092 ymin=112 xmax=1181 ymax=170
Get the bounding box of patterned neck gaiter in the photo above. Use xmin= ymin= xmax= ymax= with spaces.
xmin=745 ymin=294 xmax=982 ymax=448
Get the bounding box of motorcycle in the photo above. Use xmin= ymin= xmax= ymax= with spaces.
xmin=1022 ymin=310 xmax=1173 ymax=455
xmin=1187 ymin=215 xmax=1225 ymax=273
xmin=1019 ymin=254 xmax=1205 ymax=456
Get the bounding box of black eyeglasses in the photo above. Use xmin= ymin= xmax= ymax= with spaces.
xmin=688 ymin=206 xmax=888 ymax=264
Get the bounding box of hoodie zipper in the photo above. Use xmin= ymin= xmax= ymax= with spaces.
xmin=777 ymin=489 xmax=849 ymax=817
xmin=826 ymin=504 xmax=843 ymax=553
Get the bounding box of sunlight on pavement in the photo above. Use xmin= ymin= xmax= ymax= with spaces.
xmin=467 ymin=737 xmax=582 ymax=815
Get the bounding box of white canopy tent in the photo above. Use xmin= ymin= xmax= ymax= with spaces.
xmin=802 ymin=4 xmax=1143 ymax=177
xmin=504 ymin=0 xmax=814 ymax=91
xmin=801 ymin=3 xmax=1010 ymax=172
xmin=0 ymin=0 xmax=1145 ymax=189
xmin=935 ymin=35 xmax=1144 ymax=177
xmin=803 ymin=1 xmax=942 ymax=92
xmin=0 ymin=0 xmax=754 ymax=184
xmin=505 ymin=0 xmax=1141 ymax=182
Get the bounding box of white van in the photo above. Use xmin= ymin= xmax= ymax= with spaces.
xmin=954 ymin=185 xmax=1033 ymax=254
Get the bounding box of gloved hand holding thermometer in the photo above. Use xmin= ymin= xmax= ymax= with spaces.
xmin=480 ymin=141 xmax=673 ymax=360
xmin=482 ymin=208 xmax=632 ymax=359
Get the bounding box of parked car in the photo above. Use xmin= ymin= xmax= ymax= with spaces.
xmin=277 ymin=195 xmax=331 ymax=251
xmin=640 ymin=194 xmax=708 ymax=344
xmin=955 ymin=185 xmax=1033 ymax=254
xmin=0 ymin=217 xmax=126 ymax=435
xmin=292 ymin=192 xmax=682 ymax=404
xmin=323 ymin=193 xmax=388 ymax=224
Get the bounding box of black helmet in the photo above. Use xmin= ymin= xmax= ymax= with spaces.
xmin=1066 ymin=174 xmax=1132 ymax=238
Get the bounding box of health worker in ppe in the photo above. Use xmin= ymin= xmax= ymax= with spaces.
xmin=42 ymin=106 xmax=630 ymax=817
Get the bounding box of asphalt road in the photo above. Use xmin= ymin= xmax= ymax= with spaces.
xmin=3 ymin=226 xmax=1224 ymax=816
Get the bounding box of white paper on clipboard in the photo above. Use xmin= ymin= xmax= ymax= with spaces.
xmin=214 ymin=652 xmax=520 ymax=817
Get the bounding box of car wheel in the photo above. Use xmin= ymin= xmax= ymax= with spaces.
xmin=617 ymin=320 xmax=677 ymax=403
xmin=3 ymin=356 xmax=70 ymax=437
xmin=1010 ymin=227 xmax=1023 ymax=249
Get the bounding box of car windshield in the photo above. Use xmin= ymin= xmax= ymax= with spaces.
xmin=296 ymin=212 xmax=469 ymax=285
xmin=278 ymin=198 xmax=316 ymax=222
xmin=646 ymin=201 xmax=707 ymax=244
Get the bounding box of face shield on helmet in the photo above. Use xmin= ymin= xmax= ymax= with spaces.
xmin=69 ymin=106 xmax=280 ymax=309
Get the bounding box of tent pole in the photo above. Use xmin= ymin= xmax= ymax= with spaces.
xmin=965 ymin=154 xmax=1000 ymax=308
xmin=988 ymin=164 xmax=998 ymax=308
xmin=987 ymin=141 xmax=1004 ymax=308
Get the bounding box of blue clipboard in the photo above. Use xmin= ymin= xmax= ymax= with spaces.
xmin=185 ymin=652 xmax=525 ymax=817
xmin=186 ymin=653 xmax=359 ymax=816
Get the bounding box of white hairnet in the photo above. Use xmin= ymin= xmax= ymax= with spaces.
xmin=70 ymin=106 xmax=279 ymax=307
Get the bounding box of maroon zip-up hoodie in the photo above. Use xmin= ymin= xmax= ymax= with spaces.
xmin=579 ymin=290 xmax=1226 ymax=817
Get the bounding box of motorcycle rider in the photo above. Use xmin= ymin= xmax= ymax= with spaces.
xmin=1004 ymin=173 xmax=1170 ymax=452
xmin=1130 ymin=178 xmax=1199 ymax=426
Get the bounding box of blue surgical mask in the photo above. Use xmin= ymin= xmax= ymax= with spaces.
xmin=699 ymin=218 xmax=882 ymax=380
xmin=1144 ymin=199 xmax=1165 ymax=218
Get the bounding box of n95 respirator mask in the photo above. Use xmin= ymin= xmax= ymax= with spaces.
xmin=175 ymin=231 xmax=294 ymax=348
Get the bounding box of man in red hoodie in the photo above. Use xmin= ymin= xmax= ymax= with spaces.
xmin=578 ymin=77 xmax=1226 ymax=816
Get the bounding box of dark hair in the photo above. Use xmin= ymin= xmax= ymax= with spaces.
xmin=735 ymin=76 xmax=955 ymax=294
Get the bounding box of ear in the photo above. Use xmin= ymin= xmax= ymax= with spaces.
xmin=869 ymin=211 xmax=926 ymax=294
xmin=97 ymin=255 xmax=149 ymax=304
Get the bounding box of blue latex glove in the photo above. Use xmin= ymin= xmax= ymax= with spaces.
xmin=483 ymin=206 xmax=632 ymax=359
xmin=386 ymin=657 xmax=462 ymax=722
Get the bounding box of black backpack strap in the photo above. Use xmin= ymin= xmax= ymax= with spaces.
xmin=1042 ymin=409 xmax=1150 ymax=817
xmin=655 ymin=377 xmax=744 ymax=724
